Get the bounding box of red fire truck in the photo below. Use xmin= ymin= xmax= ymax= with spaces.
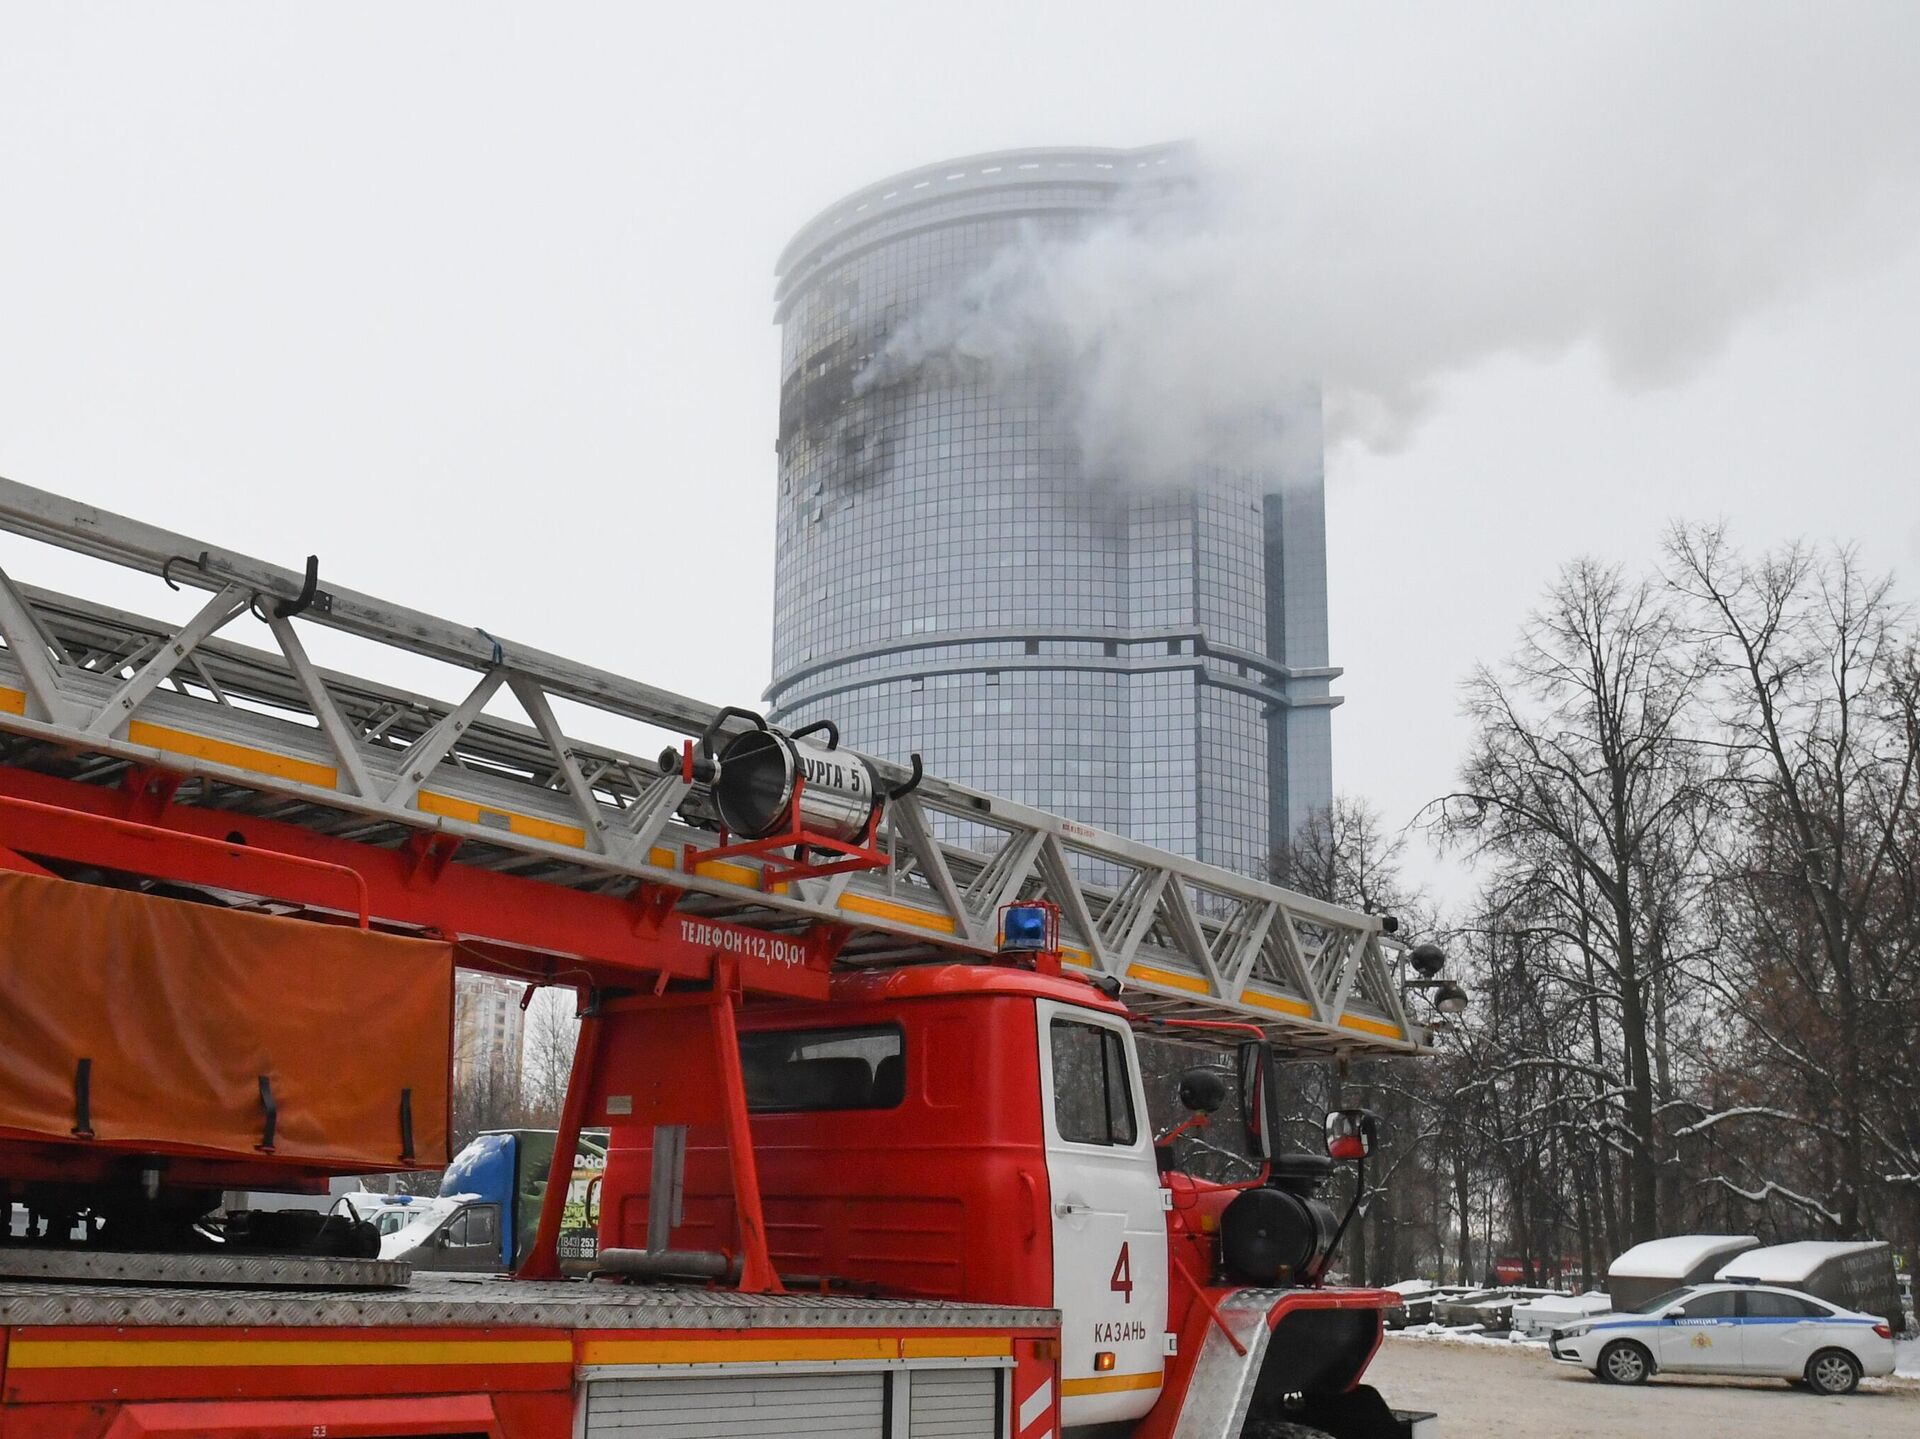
xmin=0 ymin=478 xmax=1443 ymax=1438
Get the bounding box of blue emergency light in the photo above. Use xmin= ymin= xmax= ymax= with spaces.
xmin=998 ymin=900 xmax=1058 ymax=954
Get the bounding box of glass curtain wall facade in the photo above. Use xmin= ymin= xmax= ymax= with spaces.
xmin=767 ymin=145 xmax=1339 ymax=877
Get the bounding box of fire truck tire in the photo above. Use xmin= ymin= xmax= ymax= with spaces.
xmin=1241 ymin=1422 xmax=1334 ymax=1439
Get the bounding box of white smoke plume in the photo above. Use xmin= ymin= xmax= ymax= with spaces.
xmin=858 ymin=4 xmax=1920 ymax=486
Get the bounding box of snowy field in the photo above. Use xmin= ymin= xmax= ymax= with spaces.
xmin=1374 ymin=1330 xmax=1920 ymax=1438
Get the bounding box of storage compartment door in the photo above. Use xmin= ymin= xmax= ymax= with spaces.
xmin=583 ymin=1372 xmax=885 ymax=1438
xmin=907 ymin=1367 xmax=1000 ymax=1437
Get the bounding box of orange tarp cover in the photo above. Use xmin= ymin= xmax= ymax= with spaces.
xmin=0 ymin=871 xmax=453 ymax=1171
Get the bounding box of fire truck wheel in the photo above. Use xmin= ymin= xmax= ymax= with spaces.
xmin=1241 ymin=1422 xmax=1334 ymax=1439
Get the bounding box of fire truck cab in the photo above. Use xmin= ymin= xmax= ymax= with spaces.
xmin=600 ymin=961 xmax=1426 ymax=1436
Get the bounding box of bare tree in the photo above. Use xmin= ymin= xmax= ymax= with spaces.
xmin=1274 ymin=797 xmax=1448 ymax=1284
xmin=1273 ymin=797 xmax=1428 ymax=929
xmin=1431 ymin=558 xmax=1711 ymax=1243
xmin=452 ymin=1052 xmax=527 ymax=1157
xmin=520 ymin=986 xmax=582 ymax=1126
xmin=1402 ymin=530 xmax=1920 ymax=1278
xmin=1667 ymin=526 xmax=1920 ymax=1237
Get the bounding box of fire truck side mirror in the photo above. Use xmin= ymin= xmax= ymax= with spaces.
xmin=1325 ymin=1108 xmax=1378 ymax=1163
xmin=1237 ymin=1040 xmax=1275 ymax=1160
xmin=1176 ymin=1066 xmax=1228 ymax=1116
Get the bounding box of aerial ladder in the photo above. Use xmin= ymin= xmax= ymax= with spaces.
xmin=0 ymin=476 xmax=1439 ymax=1439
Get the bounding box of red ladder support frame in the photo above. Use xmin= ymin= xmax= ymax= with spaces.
xmin=0 ymin=763 xmax=829 ymax=1000
xmin=0 ymin=790 xmax=371 ymax=927
xmin=514 ymin=1003 xmax=606 ymax=1283
xmin=515 ymin=957 xmax=783 ymax=1293
xmin=0 ymin=757 xmax=796 ymax=1294
xmin=706 ymin=956 xmax=785 ymax=1293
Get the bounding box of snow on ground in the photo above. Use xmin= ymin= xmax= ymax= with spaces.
xmin=1391 ymin=1322 xmax=1544 ymax=1348
xmin=1371 ymin=1336 xmax=1920 ymax=1439
xmin=1897 ymin=1337 xmax=1920 ymax=1380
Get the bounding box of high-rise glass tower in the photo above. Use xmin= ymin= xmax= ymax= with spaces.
xmin=767 ymin=145 xmax=1339 ymax=877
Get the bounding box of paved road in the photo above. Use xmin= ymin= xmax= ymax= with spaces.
xmin=1368 ymin=1334 xmax=1920 ymax=1438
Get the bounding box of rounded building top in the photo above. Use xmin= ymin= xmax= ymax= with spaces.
xmin=773 ymin=141 xmax=1192 ymax=309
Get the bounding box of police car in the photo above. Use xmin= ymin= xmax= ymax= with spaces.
xmin=1548 ymin=1281 xmax=1897 ymax=1394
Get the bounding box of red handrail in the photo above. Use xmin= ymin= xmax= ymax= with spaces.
xmin=0 ymin=792 xmax=371 ymax=928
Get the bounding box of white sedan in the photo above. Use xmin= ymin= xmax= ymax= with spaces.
xmin=1548 ymin=1282 xmax=1897 ymax=1394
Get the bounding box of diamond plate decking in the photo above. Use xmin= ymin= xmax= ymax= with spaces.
xmin=0 ymin=1271 xmax=1056 ymax=1332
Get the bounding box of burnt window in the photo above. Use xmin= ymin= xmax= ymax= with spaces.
xmin=739 ymin=1025 xmax=906 ymax=1112
xmin=1050 ymin=1018 xmax=1137 ymax=1146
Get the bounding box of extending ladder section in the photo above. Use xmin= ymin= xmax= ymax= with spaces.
xmin=0 ymin=478 xmax=1424 ymax=1055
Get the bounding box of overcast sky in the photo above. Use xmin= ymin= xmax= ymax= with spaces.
xmin=3 ymin=3 xmax=1917 ymax=897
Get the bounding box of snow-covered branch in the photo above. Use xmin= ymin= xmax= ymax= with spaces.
xmin=1669 ymin=1106 xmax=1823 ymax=1139
xmin=1698 ymin=1175 xmax=1841 ymax=1226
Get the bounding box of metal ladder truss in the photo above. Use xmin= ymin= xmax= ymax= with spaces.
xmin=0 ymin=478 xmax=1425 ymax=1056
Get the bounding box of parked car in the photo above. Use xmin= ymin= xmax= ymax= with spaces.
xmin=1513 ymin=1290 xmax=1613 ymax=1338
xmin=1390 ymin=1284 xmax=1477 ymax=1327
xmin=1548 ymin=1281 xmax=1898 ymax=1394
xmin=1385 ymin=1280 xmax=1438 ymax=1329
xmin=1433 ymin=1286 xmax=1562 ymax=1330
xmin=380 ymin=1128 xmax=606 ymax=1273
